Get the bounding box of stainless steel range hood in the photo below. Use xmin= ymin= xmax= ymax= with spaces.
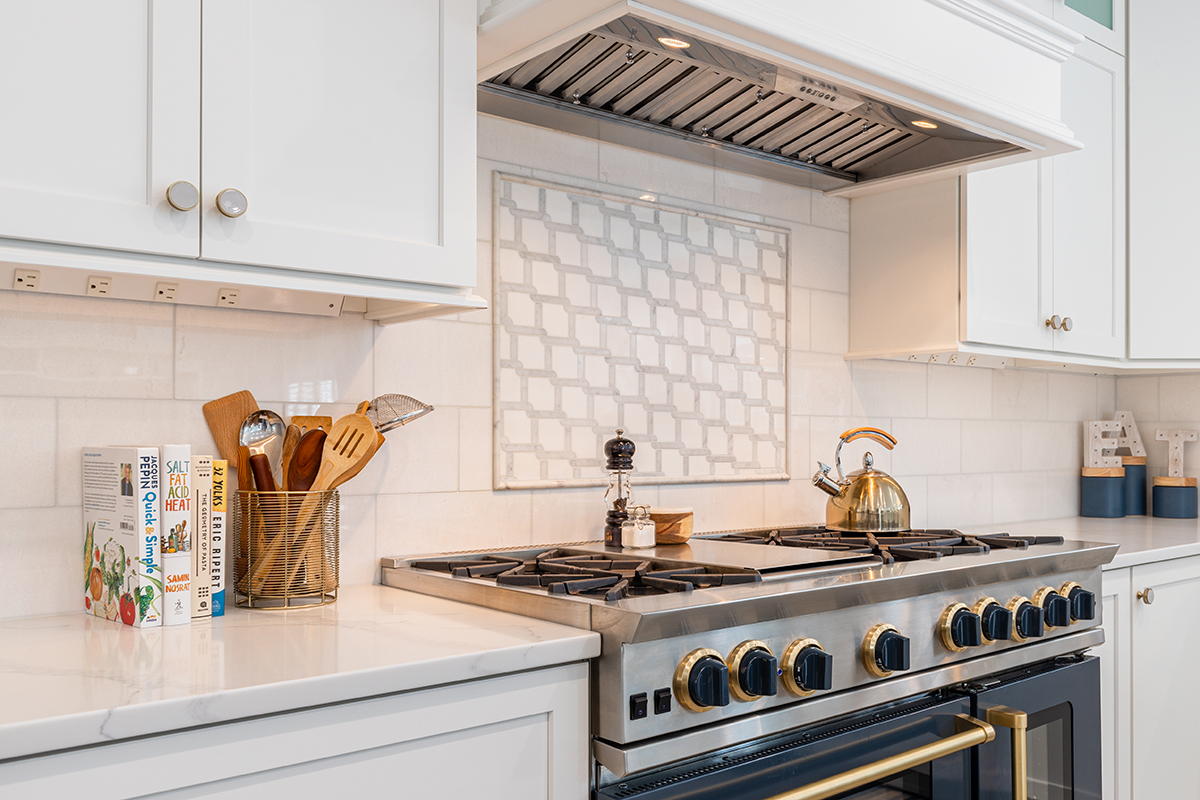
xmin=477 ymin=1 xmax=1084 ymax=195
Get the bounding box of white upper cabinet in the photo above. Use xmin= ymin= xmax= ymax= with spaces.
xmin=0 ymin=1 xmax=481 ymax=318
xmin=200 ymin=0 xmax=476 ymax=285
xmin=0 ymin=1 xmax=200 ymax=258
xmin=1128 ymin=2 xmax=1200 ymax=360
xmin=850 ymin=36 xmax=1125 ymax=365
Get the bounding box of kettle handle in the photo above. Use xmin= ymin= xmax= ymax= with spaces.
xmin=838 ymin=427 xmax=898 ymax=450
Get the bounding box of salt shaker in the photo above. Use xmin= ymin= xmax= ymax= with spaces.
xmin=603 ymin=429 xmax=635 ymax=547
xmin=621 ymin=505 xmax=657 ymax=549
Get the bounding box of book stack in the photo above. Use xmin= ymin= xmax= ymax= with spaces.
xmin=83 ymin=446 xmax=228 ymax=627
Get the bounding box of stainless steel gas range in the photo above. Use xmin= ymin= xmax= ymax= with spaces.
xmin=381 ymin=526 xmax=1117 ymax=800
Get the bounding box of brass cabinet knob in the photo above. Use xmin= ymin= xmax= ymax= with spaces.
xmin=1138 ymin=588 xmax=1155 ymax=605
xmin=216 ymin=188 xmax=248 ymax=218
xmin=165 ymin=180 xmax=199 ymax=212
xmin=1045 ymin=315 xmax=1074 ymax=332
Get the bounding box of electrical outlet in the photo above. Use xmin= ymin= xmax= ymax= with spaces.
xmin=12 ymin=269 xmax=40 ymax=291
xmin=155 ymin=282 xmax=179 ymax=302
xmin=86 ymin=276 xmax=113 ymax=297
xmin=217 ymin=288 xmax=240 ymax=307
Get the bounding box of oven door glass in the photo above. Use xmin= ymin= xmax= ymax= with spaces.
xmin=594 ymin=693 xmax=976 ymax=800
xmin=970 ymin=655 xmax=1101 ymax=800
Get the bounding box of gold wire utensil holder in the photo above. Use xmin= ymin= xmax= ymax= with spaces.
xmin=232 ymin=490 xmax=339 ymax=609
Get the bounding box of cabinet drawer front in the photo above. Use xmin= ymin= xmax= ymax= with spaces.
xmin=200 ymin=0 xmax=475 ymax=286
xmin=0 ymin=0 xmax=200 ymax=257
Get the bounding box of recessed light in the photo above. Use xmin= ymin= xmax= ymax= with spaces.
xmin=912 ymin=120 xmax=938 ymax=129
xmin=639 ymin=193 xmax=657 ymax=202
xmin=657 ymin=37 xmax=691 ymax=49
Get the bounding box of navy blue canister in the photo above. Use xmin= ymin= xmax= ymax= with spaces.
xmin=1152 ymin=479 xmax=1199 ymax=519
xmin=1080 ymin=468 xmax=1125 ymax=518
xmin=1122 ymin=457 xmax=1147 ymax=516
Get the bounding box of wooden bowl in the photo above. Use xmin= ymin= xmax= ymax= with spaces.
xmin=650 ymin=508 xmax=694 ymax=544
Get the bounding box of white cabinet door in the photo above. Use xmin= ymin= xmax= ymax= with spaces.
xmin=0 ymin=1 xmax=200 ymax=257
xmin=1129 ymin=556 xmax=1200 ymax=799
xmin=1048 ymin=39 xmax=1125 ymax=359
xmin=0 ymin=663 xmax=590 ymax=799
xmin=199 ymin=0 xmax=476 ymax=286
xmin=1127 ymin=2 xmax=1200 ymax=360
xmin=961 ymin=159 xmax=1053 ymax=352
xmin=1097 ymin=568 xmax=1131 ymax=800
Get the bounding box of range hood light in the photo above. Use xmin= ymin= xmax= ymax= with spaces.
xmin=912 ymin=120 xmax=939 ymax=129
xmin=638 ymin=193 xmax=657 ymax=202
xmin=656 ymin=36 xmax=691 ymax=49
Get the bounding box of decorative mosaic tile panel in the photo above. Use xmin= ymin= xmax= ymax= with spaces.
xmin=494 ymin=175 xmax=789 ymax=489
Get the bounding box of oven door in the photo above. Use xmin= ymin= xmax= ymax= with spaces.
xmin=594 ymin=692 xmax=979 ymax=800
xmin=970 ymin=655 xmax=1101 ymax=800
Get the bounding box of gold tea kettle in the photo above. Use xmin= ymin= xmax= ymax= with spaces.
xmin=812 ymin=427 xmax=910 ymax=532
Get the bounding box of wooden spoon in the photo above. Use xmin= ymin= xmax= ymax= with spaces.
xmin=287 ymin=429 xmax=327 ymax=492
xmin=291 ymin=415 xmax=333 ymax=434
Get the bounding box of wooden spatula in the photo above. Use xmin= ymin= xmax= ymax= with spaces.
xmin=291 ymin=415 xmax=333 ymax=434
xmin=278 ymin=424 xmax=300 ymax=491
xmin=203 ymin=391 xmax=259 ymax=464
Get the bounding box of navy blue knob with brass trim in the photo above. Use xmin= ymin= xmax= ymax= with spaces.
xmin=939 ymin=603 xmax=982 ymax=651
xmin=729 ymin=641 xmax=778 ymax=701
xmin=674 ymin=649 xmax=730 ymax=712
xmin=863 ymin=624 xmax=909 ymax=677
xmin=974 ymin=598 xmax=1014 ymax=642
xmin=1062 ymin=581 xmax=1097 ymax=621
xmin=1008 ymin=597 xmax=1045 ymax=642
xmin=1035 ymin=587 xmax=1072 ymax=629
xmin=782 ymin=638 xmax=833 ymax=696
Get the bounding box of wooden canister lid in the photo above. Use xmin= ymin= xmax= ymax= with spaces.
xmin=1154 ymin=476 xmax=1198 ymax=487
xmin=1082 ymin=467 xmax=1125 ymax=478
xmin=1122 ymin=456 xmax=1147 ymax=465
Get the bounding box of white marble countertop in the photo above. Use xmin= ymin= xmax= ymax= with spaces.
xmin=965 ymin=516 xmax=1200 ymax=570
xmin=0 ymin=584 xmax=599 ymax=761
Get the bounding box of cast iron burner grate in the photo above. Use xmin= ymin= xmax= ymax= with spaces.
xmin=411 ymin=549 xmax=762 ymax=601
xmin=709 ymin=527 xmax=1065 ymax=564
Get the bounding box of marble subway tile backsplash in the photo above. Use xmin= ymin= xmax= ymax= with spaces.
xmin=0 ymin=113 xmax=1138 ymax=620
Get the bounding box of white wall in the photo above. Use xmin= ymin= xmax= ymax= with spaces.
xmin=1115 ymin=375 xmax=1200 ymax=482
xmin=0 ymin=113 xmax=1115 ymax=620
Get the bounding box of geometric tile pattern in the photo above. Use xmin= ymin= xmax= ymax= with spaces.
xmin=494 ymin=174 xmax=789 ymax=489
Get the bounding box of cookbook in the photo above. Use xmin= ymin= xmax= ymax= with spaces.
xmin=191 ymin=456 xmax=213 ymax=619
xmin=161 ymin=444 xmax=192 ymax=625
xmin=81 ymin=447 xmax=163 ymax=627
xmin=211 ymin=459 xmax=227 ymax=617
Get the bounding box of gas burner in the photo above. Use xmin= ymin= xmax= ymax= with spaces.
xmin=708 ymin=527 xmax=1065 ymax=564
xmin=411 ymin=549 xmax=761 ymax=601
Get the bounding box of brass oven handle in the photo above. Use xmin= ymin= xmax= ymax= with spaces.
xmin=763 ymin=714 xmax=995 ymax=800
xmin=986 ymin=705 xmax=1029 ymax=800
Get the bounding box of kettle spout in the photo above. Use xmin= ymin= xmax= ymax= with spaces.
xmin=812 ymin=462 xmax=843 ymax=497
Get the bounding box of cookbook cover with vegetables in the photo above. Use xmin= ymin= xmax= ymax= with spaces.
xmin=81 ymin=447 xmax=163 ymax=627
xmin=161 ymin=444 xmax=192 ymax=626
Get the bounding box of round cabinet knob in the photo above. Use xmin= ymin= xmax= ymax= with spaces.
xmin=1034 ymin=587 xmax=1072 ymax=629
xmin=216 ymin=188 xmax=248 ymax=218
xmin=939 ymin=603 xmax=983 ymax=652
xmin=973 ymin=597 xmax=1014 ymax=642
xmin=1046 ymin=315 xmax=1063 ymax=330
xmin=1060 ymin=581 xmax=1097 ymax=621
xmin=782 ymin=638 xmax=833 ymax=697
xmin=728 ymin=640 xmax=778 ymax=701
xmin=1061 ymin=316 xmax=1073 ymax=331
xmin=1138 ymin=588 xmax=1155 ymax=605
xmin=862 ymin=624 xmax=910 ymax=678
xmin=674 ymin=649 xmax=730 ymax=712
xmin=165 ymin=180 xmax=199 ymax=212
xmin=1007 ymin=597 xmax=1046 ymax=642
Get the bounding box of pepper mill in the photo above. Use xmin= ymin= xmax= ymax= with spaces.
xmin=603 ymin=429 xmax=636 ymax=547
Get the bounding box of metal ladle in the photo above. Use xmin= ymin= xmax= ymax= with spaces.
xmin=239 ymin=409 xmax=286 ymax=491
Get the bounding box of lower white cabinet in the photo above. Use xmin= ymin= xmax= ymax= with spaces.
xmin=0 ymin=663 xmax=589 ymax=799
xmin=1099 ymin=557 xmax=1200 ymax=799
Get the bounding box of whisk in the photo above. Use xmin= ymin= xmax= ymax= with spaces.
xmin=364 ymin=394 xmax=434 ymax=432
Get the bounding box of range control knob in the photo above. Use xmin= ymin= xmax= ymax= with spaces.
xmin=1007 ymin=597 xmax=1046 ymax=642
xmin=1061 ymin=581 xmax=1097 ymax=621
xmin=728 ymin=640 xmax=778 ymax=701
xmin=862 ymin=624 xmax=911 ymax=677
xmin=782 ymin=638 xmax=833 ymax=697
xmin=674 ymin=649 xmax=731 ymax=712
xmin=973 ymin=597 xmax=1014 ymax=642
xmin=939 ymin=603 xmax=983 ymax=652
xmin=1034 ymin=587 xmax=1072 ymax=629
